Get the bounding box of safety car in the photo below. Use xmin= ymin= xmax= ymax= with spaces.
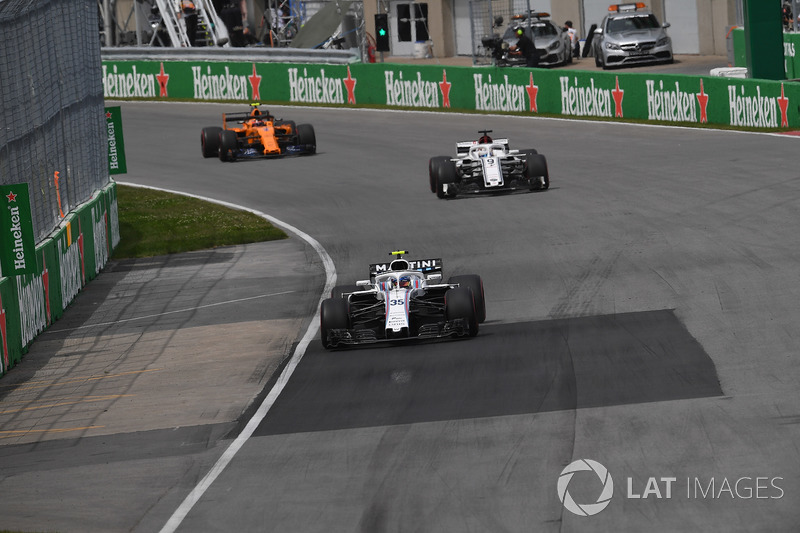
xmin=428 ymin=130 xmax=549 ymax=198
xmin=320 ymin=251 xmax=486 ymax=349
xmin=201 ymin=103 xmax=316 ymax=161
xmin=590 ymin=3 xmax=673 ymax=69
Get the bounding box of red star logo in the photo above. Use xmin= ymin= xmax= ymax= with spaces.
xmin=249 ymin=64 xmax=262 ymax=100
xmin=696 ymin=79 xmax=709 ymax=124
xmin=6 ymin=191 xmax=17 ymax=202
xmin=156 ymin=63 xmax=170 ymax=97
xmin=778 ymin=83 xmax=789 ymax=128
xmin=439 ymin=70 xmax=452 ymax=108
xmin=105 ymin=111 xmax=112 ymax=119
xmin=612 ymin=76 xmax=624 ymax=118
xmin=525 ymin=73 xmax=539 ymax=113
xmin=344 ymin=65 xmax=357 ymax=105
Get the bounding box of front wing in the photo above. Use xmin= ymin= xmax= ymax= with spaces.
xmin=324 ymin=318 xmax=472 ymax=348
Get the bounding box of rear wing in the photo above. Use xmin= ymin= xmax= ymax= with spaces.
xmin=222 ymin=111 xmax=275 ymax=127
xmin=369 ymin=258 xmax=443 ymax=278
xmin=456 ymin=139 xmax=510 ymax=154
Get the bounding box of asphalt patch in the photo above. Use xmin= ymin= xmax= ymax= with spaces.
xmin=255 ymin=309 xmax=722 ymax=436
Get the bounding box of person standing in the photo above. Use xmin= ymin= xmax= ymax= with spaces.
xmin=564 ymin=20 xmax=580 ymax=59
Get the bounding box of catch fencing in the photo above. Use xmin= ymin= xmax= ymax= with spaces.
xmin=0 ymin=0 xmax=110 ymax=246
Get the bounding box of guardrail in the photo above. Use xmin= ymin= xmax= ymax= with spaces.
xmin=102 ymin=46 xmax=361 ymax=64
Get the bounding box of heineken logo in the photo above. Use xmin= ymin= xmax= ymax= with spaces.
xmin=385 ymin=70 xmax=443 ymax=108
xmin=192 ymin=66 xmax=250 ymax=100
xmin=103 ymin=64 xmax=158 ymax=98
xmin=559 ymin=76 xmax=617 ymax=118
xmin=728 ymin=84 xmax=789 ymax=128
xmin=1 ymin=184 xmax=35 ymax=276
xmin=473 ymin=73 xmax=528 ymax=113
xmin=646 ymin=79 xmax=709 ymax=123
xmin=289 ymin=67 xmax=347 ymax=104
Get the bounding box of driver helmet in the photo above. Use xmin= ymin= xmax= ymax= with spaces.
xmin=479 ymin=134 xmax=492 ymax=144
xmin=399 ymin=276 xmax=412 ymax=289
xmin=515 ymin=26 xmax=524 ymax=37
xmin=252 ymin=119 xmax=265 ymax=127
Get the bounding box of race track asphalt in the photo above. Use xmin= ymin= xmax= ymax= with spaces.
xmin=0 ymin=100 xmax=799 ymax=533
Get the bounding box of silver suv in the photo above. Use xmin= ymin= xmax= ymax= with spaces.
xmin=590 ymin=3 xmax=673 ymax=69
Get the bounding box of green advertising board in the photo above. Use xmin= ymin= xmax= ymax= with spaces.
xmin=102 ymin=59 xmax=800 ymax=130
xmin=105 ymin=106 xmax=128 ymax=174
xmin=0 ymin=184 xmax=37 ymax=276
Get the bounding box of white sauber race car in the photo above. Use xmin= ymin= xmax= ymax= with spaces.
xmin=429 ymin=130 xmax=550 ymax=199
xmin=320 ymin=251 xmax=486 ymax=349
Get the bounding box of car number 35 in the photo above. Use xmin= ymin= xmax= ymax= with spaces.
xmin=389 ymin=298 xmax=405 ymax=305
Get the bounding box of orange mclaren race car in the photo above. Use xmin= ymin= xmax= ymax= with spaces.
xmin=200 ymin=103 xmax=316 ymax=161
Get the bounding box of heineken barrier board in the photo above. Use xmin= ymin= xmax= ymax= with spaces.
xmin=102 ymin=60 xmax=800 ymax=130
xmin=0 ymin=182 xmax=119 ymax=376
xmin=0 ymin=184 xmax=37 ymax=277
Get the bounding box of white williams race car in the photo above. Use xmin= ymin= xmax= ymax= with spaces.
xmin=429 ymin=130 xmax=550 ymax=199
xmin=320 ymin=251 xmax=486 ymax=349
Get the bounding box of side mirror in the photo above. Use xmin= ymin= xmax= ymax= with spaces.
xmin=356 ymin=280 xmax=371 ymax=287
xmin=427 ymin=273 xmax=442 ymax=281
xmin=594 ymin=27 xmax=603 ymax=35
xmin=662 ymin=22 xmax=671 ymax=29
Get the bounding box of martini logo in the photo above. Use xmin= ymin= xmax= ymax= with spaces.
xmin=93 ymin=205 xmax=109 ymax=275
xmin=288 ymin=67 xmax=346 ymax=104
xmin=102 ymin=65 xmax=157 ymax=98
xmin=558 ymin=459 xmax=614 ymax=517
xmin=728 ymin=85 xmax=787 ymax=128
xmin=16 ymin=274 xmax=47 ymax=347
xmin=192 ymin=66 xmax=249 ymax=100
xmin=473 ymin=74 xmax=527 ymax=112
xmin=58 ymin=236 xmax=83 ymax=309
xmin=646 ymin=79 xmax=707 ymax=123
xmin=385 ymin=71 xmax=442 ymax=108
xmin=559 ymin=76 xmax=614 ymax=118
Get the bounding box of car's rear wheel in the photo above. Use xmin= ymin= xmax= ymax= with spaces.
xmin=448 ymin=274 xmax=486 ymax=323
xmin=518 ymin=148 xmax=538 ymax=157
xmin=429 ymin=156 xmax=450 ymax=193
xmin=436 ymin=159 xmax=458 ymax=199
xmin=201 ymin=127 xmax=222 ymax=158
xmin=297 ymin=124 xmax=316 ymax=154
xmin=320 ymin=298 xmax=350 ymax=349
xmin=445 ymin=287 xmax=478 ymax=337
xmin=526 ymin=153 xmax=550 ymax=190
xmin=219 ymin=130 xmax=238 ymax=162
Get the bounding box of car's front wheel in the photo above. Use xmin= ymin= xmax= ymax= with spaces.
xmin=296 ymin=124 xmax=316 ymax=154
xmin=218 ymin=130 xmax=238 ymax=162
xmin=429 ymin=156 xmax=450 ymax=193
xmin=320 ymin=298 xmax=350 ymax=349
xmin=445 ymin=287 xmax=478 ymax=337
xmin=526 ymin=153 xmax=550 ymax=190
xmin=201 ymin=127 xmax=222 ymax=158
xmin=448 ymin=274 xmax=486 ymax=323
xmin=436 ymin=159 xmax=459 ymax=199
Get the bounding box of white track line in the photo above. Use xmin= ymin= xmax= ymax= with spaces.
xmin=114 ymin=182 xmax=336 ymax=533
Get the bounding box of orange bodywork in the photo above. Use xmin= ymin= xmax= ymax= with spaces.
xmin=222 ymin=112 xmax=294 ymax=156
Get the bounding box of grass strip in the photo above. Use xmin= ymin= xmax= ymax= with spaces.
xmin=113 ymin=185 xmax=287 ymax=259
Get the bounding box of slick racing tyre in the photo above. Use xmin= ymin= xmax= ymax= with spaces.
xmin=445 ymin=287 xmax=478 ymax=337
xmin=448 ymin=274 xmax=486 ymax=323
xmin=320 ymin=298 xmax=350 ymax=349
xmin=526 ymin=153 xmax=550 ymax=190
xmin=201 ymin=127 xmax=222 ymax=158
xmin=429 ymin=156 xmax=450 ymax=193
xmin=219 ymin=130 xmax=238 ymax=162
xmin=331 ymin=284 xmax=360 ymax=299
xmin=436 ymin=159 xmax=459 ymax=199
xmin=297 ymin=124 xmax=316 ymax=154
